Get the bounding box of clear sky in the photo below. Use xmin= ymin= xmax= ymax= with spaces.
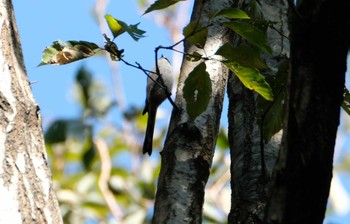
xmin=12 ymin=1 xmax=350 ymax=223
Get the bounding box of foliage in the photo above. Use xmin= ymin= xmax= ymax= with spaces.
xmin=39 ymin=4 xmax=278 ymax=124
xmin=215 ymin=8 xmax=250 ymax=19
xmin=224 ymin=61 xmax=273 ymax=101
xmin=105 ymin=14 xmax=146 ymax=41
xmin=256 ymin=60 xmax=288 ymax=143
xmin=183 ymin=21 xmax=208 ymax=48
xmin=224 ymin=21 xmax=271 ymax=53
xmin=143 ymin=0 xmax=186 ymax=14
xmin=215 ymin=43 xmax=267 ymax=69
xmin=39 ymin=40 xmax=100 ymax=66
xmin=39 ymin=17 xmax=144 ymax=66
xmin=183 ymin=62 xmax=212 ymax=121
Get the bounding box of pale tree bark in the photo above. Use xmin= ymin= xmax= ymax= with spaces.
xmin=227 ymin=0 xmax=289 ymax=223
xmin=266 ymin=0 xmax=350 ymax=223
xmin=152 ymin=0 xmax=232 ymax=223
xmin=0 ymin=1 xmax=63 ymax=223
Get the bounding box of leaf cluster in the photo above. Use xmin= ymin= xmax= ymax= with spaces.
xmin=39 ymin=15 xmax=145 ymax=66
xmin=181 ymin=7 xmax=274 ymax=122
xmin=38 ymin=2 xmax=280 ymax=140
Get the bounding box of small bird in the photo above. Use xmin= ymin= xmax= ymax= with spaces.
xmin=142 ymin=57 xmax=173 ymax=155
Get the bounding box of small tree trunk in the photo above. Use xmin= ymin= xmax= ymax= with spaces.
xmin=227 ymin=0 xmax=289 ymax=223
xmin=0 ymin=1 xmax=63 ymax=223
xmin=266 ymin=1 xmax=350 ymax=223
xmin=152 ymin=0 xmax=232 ymax=223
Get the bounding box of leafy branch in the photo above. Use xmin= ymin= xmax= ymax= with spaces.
xmin=38 ymin=6 xmax=280 ymax=121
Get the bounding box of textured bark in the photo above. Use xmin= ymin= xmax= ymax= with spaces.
xmin=266 ymin=1 xmax=350 ymax=223
xmin=152 ymin=0 xmax=232 ymax=223
xmin=0 ymin=1 xmax=63 ymax=223
xmin=227 ymin=0 xmax=289 ymax=223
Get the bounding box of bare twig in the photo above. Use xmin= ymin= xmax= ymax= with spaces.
xmin=95 ymin=138 xmax=123 ymax=220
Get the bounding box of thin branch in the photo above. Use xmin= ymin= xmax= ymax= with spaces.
xmin=95 ymin=138 xmax=123 ymax=221
xmin=107 ymin=51 xmax=178 ymax=111
xmin=102 ymin=20 xmax=212 ymax=112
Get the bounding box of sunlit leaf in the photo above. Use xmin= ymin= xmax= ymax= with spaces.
xmin=183 ymin=21 xmax=208 ymax=48
xmin=183 ymin=62 xmax=212 ymax=120
xmin=144 ymin=0 xmax=186 ymax=14
xmin=39 ymin=40 xmax=100 ymax=66
xmin=225 ymin=61 xmax=273 ymax=101
xmin=215 ymin=43 xmax=267 ymax=69
xmin=104 ymin=14 xmax=145 ymax=41
xmin=215 ymin=8 xmax=250 ymax=19
xmin=224 ymin=21 xmax=271 ymax=53
xmin=104 ymin=14 xmax=124 ymax=38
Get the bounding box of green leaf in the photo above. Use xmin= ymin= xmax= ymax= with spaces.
xmin=224 ymin=61 xmax=273 ymax=101
xmin=144 ymin=0 xmax=186 ymax=14
xmin=39 ymin=40 xmax=100 ymax=66
xmin=82 ymin=140 xmax=96 ymax=171
xmin=76 ymin=66 xmax=93 ymax=109
xmin=185 ymin=51 xmax=203 ymax=62
xmin=104 ymin=14 xmax=145 ymax=41
xmin=224 ymin=21 xmax=271 ymax=53
xmin=104 ymin=14 xmax=124 ymax=38
xmin=215 ymin=43 xmax=267 ymax=69
xmin=183 ymin=21 xmax=208 ymax=48
xmin=257 ymin=60 xmax=288 ymax=142
xmin=215 ymin=8 xmax=250 ymax=19
xmin=216 ymin=128 xmax=229 ymax=150
xmin=183 ymin=62 xmax=212 ymax=120
xmin=45 ymin=119 xmax=93 ymax=146
xmin=45 ymin=120 xmax=68 ymax=144
xmin=259 ymin=90 xmax=285 ymax=142
xmin=119 ymin=21 xmax=146 ymax=41
xmin=342 ymin=87 xmax=350 ymax=115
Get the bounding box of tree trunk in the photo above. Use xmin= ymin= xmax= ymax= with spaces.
xmin=227 ymin=0 xmax=289 ymax=223
xmin=152 ymin=0 xmax=232 ymax=223
xmin=266 ymin=1 xmax=350 ymax=223
xmin=0 ymin=1 xmax=63 ymax=223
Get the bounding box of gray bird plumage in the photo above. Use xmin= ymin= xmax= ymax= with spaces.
xmin=142 ymin=57 xmax=173 ymax=155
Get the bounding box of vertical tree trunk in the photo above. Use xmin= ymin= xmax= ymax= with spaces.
xmin=0 ymin=1 xmax=63 ymax=223
xmin=152 ymin=0 xmax=232 ymax=223
xmin=227 ymin=0 xmax=289 ymax=223
xmin=266 ymin=1 xmax=350 ymax=223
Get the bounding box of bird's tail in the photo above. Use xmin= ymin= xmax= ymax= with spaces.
xmin=143 ymin=108 xmax=156 ymax=155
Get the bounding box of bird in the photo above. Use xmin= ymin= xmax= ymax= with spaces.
xmin=142 ymin=56 xmax=173 ymax=155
